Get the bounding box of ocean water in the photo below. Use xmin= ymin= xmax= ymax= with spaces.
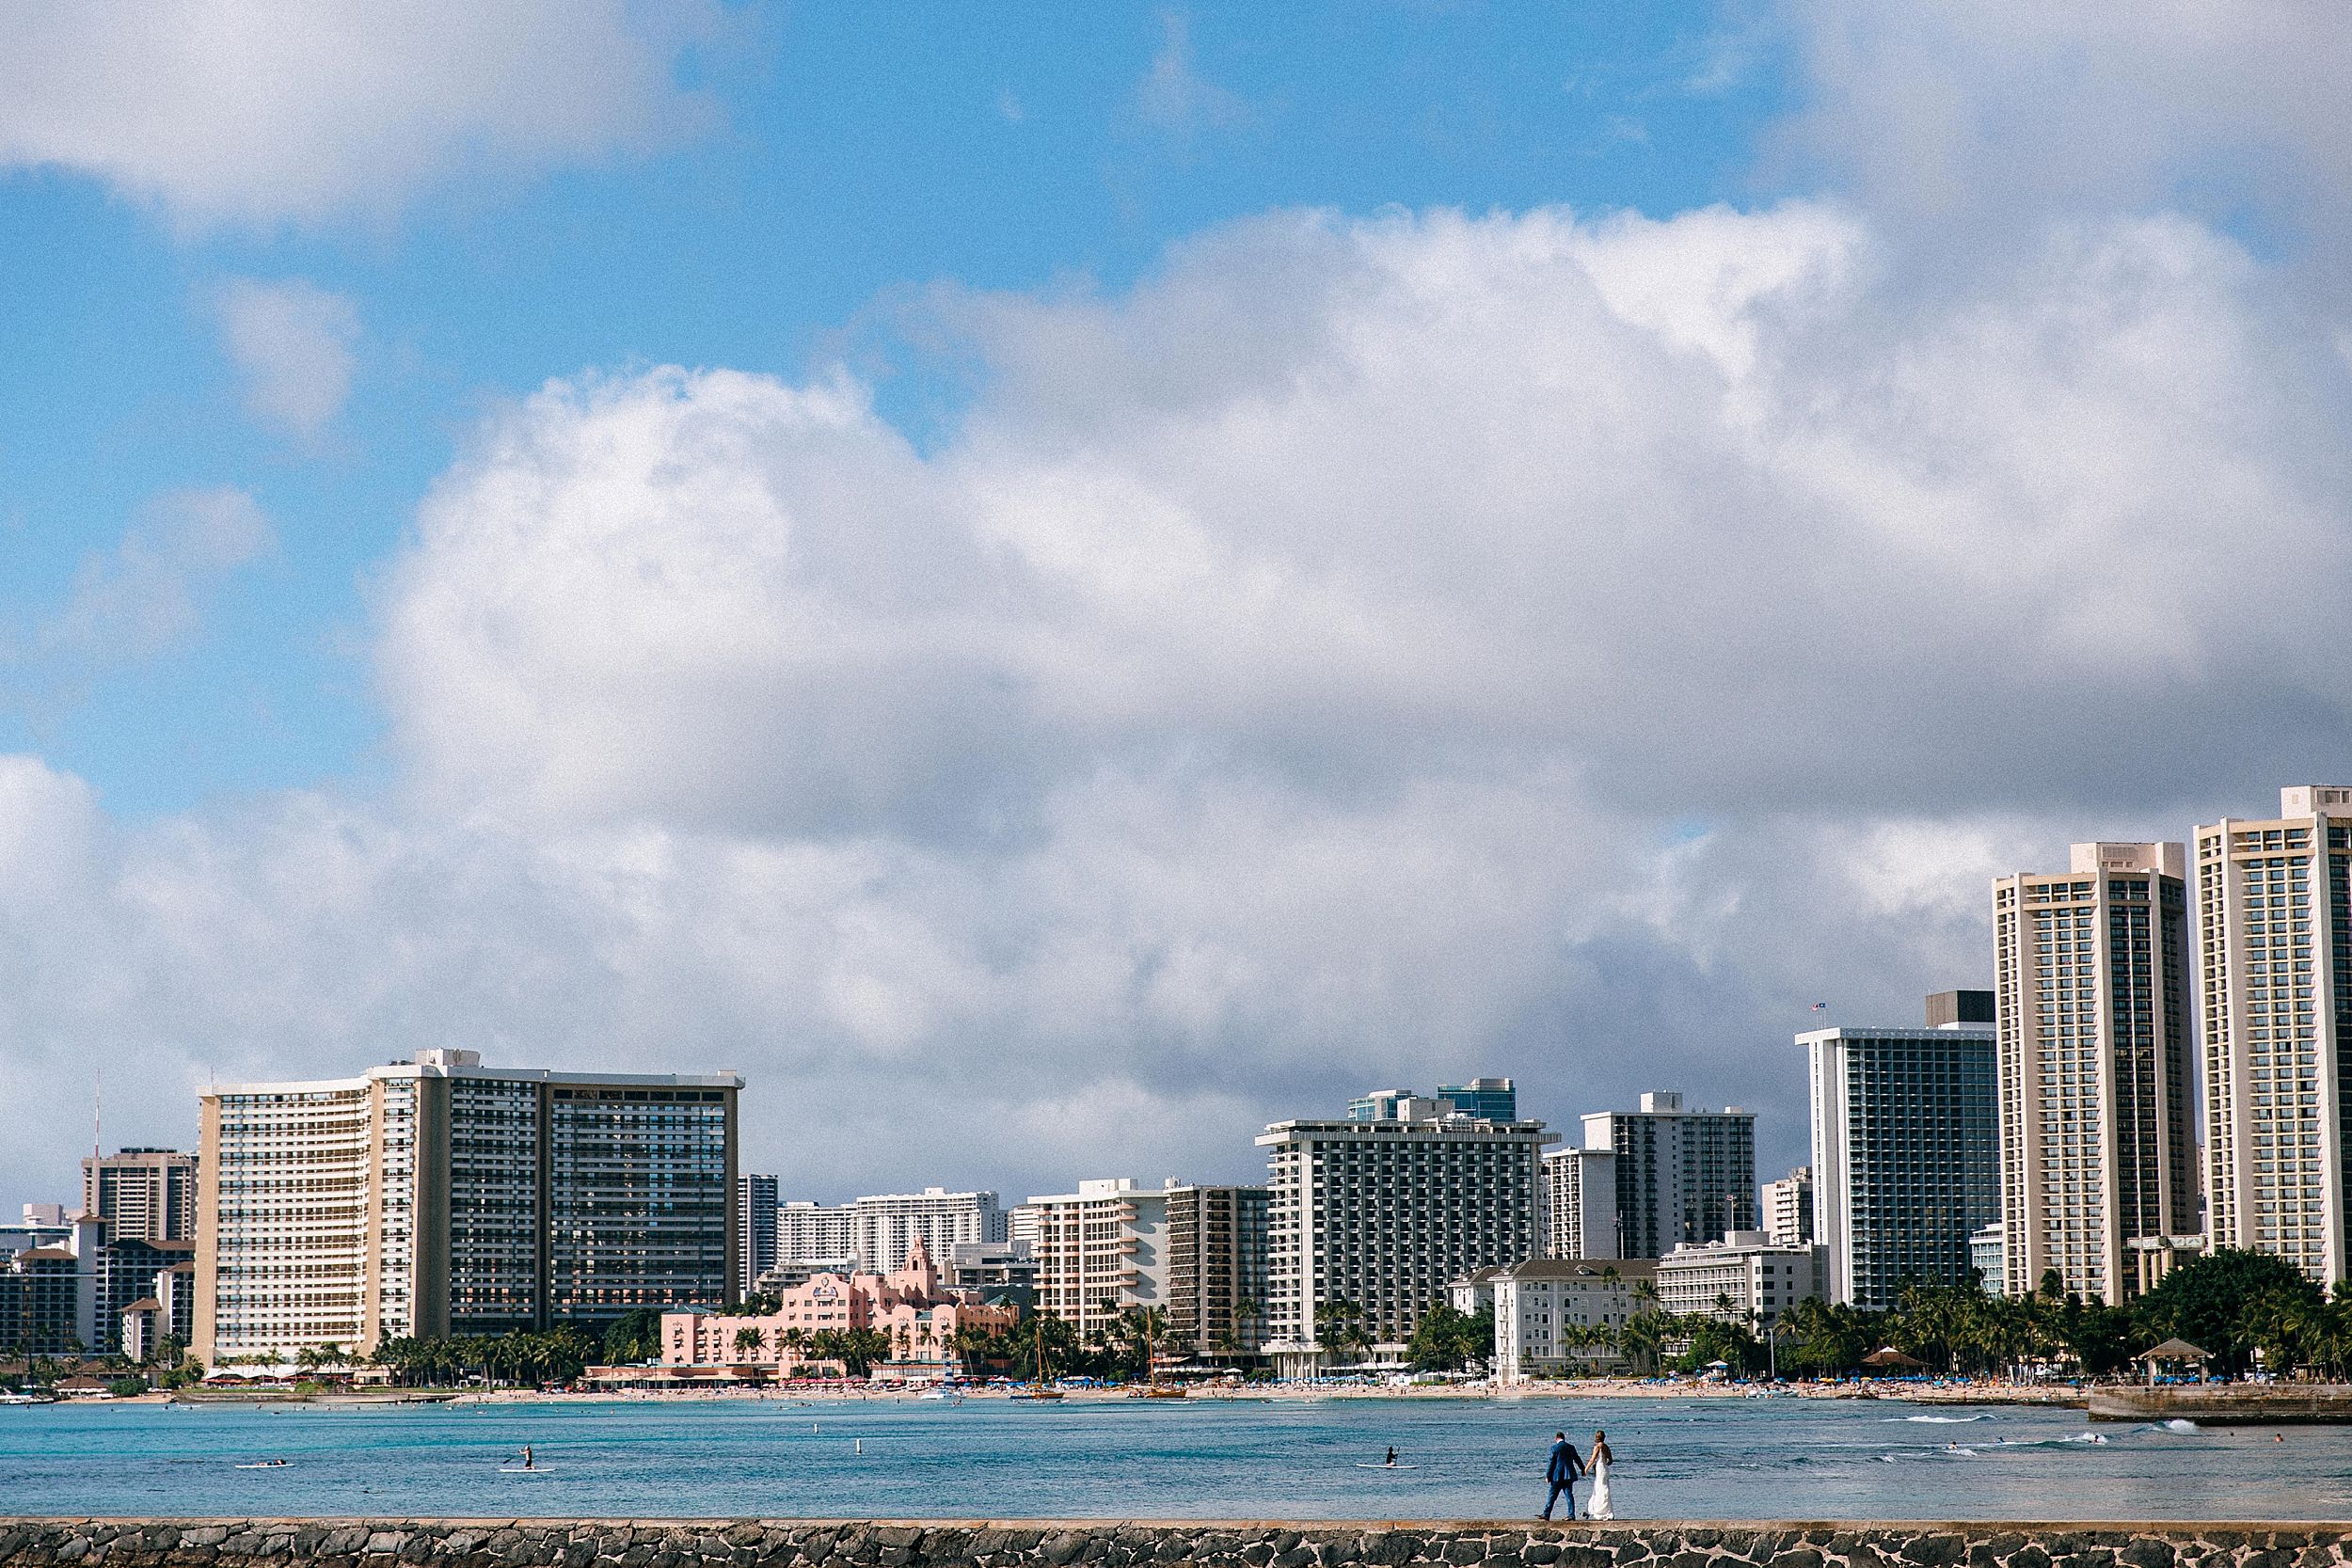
xmin=0 ymin=1395 xmax=2339 ymax=1521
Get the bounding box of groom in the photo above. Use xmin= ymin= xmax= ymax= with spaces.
xmin=1541 ymin=1430 xmax=1584 ymax=1520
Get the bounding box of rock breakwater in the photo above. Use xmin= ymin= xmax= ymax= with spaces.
xmin=4 ymin=1521 xmax=2349 ymax=1568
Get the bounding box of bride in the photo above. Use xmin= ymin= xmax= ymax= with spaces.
xmin=1586 ymin=1431 xmax=1616 ymax=1519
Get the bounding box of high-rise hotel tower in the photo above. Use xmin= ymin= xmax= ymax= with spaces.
xmin=2196 ymin=786 xmax=2352 ymax=1286
xmin=196 ymin=1050 xmax=739 ymax=1364
xmin=1992 ymin=843 xmax=2197 ymax=1305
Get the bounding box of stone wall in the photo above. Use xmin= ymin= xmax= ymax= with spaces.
xmin=2 ymin=1521 xmax=2346 ymax=1568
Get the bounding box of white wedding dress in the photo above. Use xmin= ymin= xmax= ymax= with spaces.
xmin=1586 ymin=1455 xmax=1614 ymax=1519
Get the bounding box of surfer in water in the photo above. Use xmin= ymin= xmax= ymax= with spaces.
xmin=520 ymin=1446 xmax=535 ymax=1471
xmin=1385 ymin=1448 xmax=1398 ymax=1467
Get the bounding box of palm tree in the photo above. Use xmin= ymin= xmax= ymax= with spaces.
xmin=734 ymin=1325 xmax=767 ymax=1363
xmin=1317 ymin=1298 xmax=1371 ymax=1370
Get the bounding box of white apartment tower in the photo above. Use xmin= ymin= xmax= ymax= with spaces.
xmin=1992 ymin=843 xmax=2197 ymax=1305
xmin=1541 ymin=1145 xmax=1619 ymax=1259
xmin=1259 ymin=1101 xmax=1546 ymax=1375
xmin=1762 ymin=1166 xmax=1814 ymax=1250
xmin=2197 ymin=787 xmax=2352 ymax=1287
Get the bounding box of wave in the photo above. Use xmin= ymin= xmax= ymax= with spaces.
xmin=1886 ymin=1413 xmax=1994 ymax=1423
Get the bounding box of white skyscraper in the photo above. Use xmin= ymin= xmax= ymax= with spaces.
xmin=1992 ymin=843 xmax=2197 ymax=1305
xmin=1761 ymin=1166 xmax=1813 ymax=1250
xmin=1802 ymin=995 xmax=1997 ymax=1309
xmin=2196 ymin=786 xmax=2352 ymax=1287
xmin=1541 ymin=1145 xmax=1618 ymax=1259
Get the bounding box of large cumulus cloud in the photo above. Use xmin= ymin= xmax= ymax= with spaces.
xmin=8 ymin=182 xmax=2350 ymax=1207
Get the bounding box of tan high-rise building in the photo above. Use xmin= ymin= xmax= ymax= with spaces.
xmin=1992 ymin=843 xmax=2197 ymax=1305
xmin=1010 ymin=1178 xmax=1171 ymax=1338
xmin=2196 ymin=786 xmax=2352 ymax=1287
xmin=195 ymin=1050 xmax=739 ymax=1364
xmin=83 ymin=1148 xmax=199 ymax=1243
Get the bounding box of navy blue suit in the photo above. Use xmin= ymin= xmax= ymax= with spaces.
xmin=1542 ymin=1439 xmax=1584 ymax=1520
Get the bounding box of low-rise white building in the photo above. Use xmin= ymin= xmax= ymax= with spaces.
xmin=1656 ymin=1230 xmax=1818 ymax=1329
xmin=1467 ymin=1257 xmax=1656 ymax=1384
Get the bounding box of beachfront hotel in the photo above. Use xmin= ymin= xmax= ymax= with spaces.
xmin=1579 ymin=1091 xmax=1756 ymax=1259
xmin=1453 ymin=1256 xmax=1654 ymax=1384
xmin=1992 ymin=844 xmax=2198 ymax=1306
xmin=2196 ymin=787 xmax=2352 ymax=1288
xmin=656 ymin=1238 xmax=1018 ymax=1382
xmin=194 ymin=1049 xmax=740 ymax=1364
xmin=1801 ymin=992 xmax=1998 ymax=1309
xmin=1655 ymin=1228 xmax=1819 ymax=1329
xmin=1260 ymin=1093 xmax=1546 ymax=1377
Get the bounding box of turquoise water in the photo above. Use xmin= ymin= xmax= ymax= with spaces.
xmin=0 ymin=1396 xmax=2340 ymax=1521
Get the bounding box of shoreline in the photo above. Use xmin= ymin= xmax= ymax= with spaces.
xmin=133 ymin=1378 xmax=2088 ymax=1409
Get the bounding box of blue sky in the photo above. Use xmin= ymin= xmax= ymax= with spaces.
xmin=4 ymin=2 xmax=2351 ymax=1209
xmin=0 ymin=4 xmax=1787 ymax=816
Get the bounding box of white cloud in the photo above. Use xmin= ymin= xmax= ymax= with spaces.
xmin=1135 ymin=10 xmax=1247 ymax=137
xmin=10 ymin=186 xmax=2352 ymax=1209
xmin=1777 ymin=1 xmax=2352 ymax=246
xmin=39 ymin=486 xmax=275 ymax=664
xmin=213 ymin=277 xmax=360 ymax=436
xmin=0 ymin=0 xmax=720 ymax=227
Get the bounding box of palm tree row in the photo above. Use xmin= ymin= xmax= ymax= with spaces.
xmin=369 ymin=1326 xmax=601 ymax=1387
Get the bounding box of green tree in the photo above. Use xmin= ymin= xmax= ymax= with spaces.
xmin=602 ymin=1308 xmax=665 ymax=1367
xmin=1316 ymin=1298 xmax=1372 ymax=1368
xmin=2138 ymin=1248 xmax=2325 ymax=1374
xmin=1406 ymin=1300 xmax=1494 ymax=1372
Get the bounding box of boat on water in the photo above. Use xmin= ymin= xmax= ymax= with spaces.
xmin=0 ymin=1391 xmax=62 ymax=1406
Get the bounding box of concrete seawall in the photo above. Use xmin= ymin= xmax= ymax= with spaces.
xmin=3 ymin=1521 xmax=2348 ymax=1568
xmin=2088 ymin=1386 xmax=2352 ymax=1424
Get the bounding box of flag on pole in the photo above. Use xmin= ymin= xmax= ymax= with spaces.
xmin=1810 ymin=1002 xmax=1828 ymax=1012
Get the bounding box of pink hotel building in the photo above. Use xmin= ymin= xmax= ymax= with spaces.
xmin=661 ymin=1239 xmax=1018 ymax=1375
